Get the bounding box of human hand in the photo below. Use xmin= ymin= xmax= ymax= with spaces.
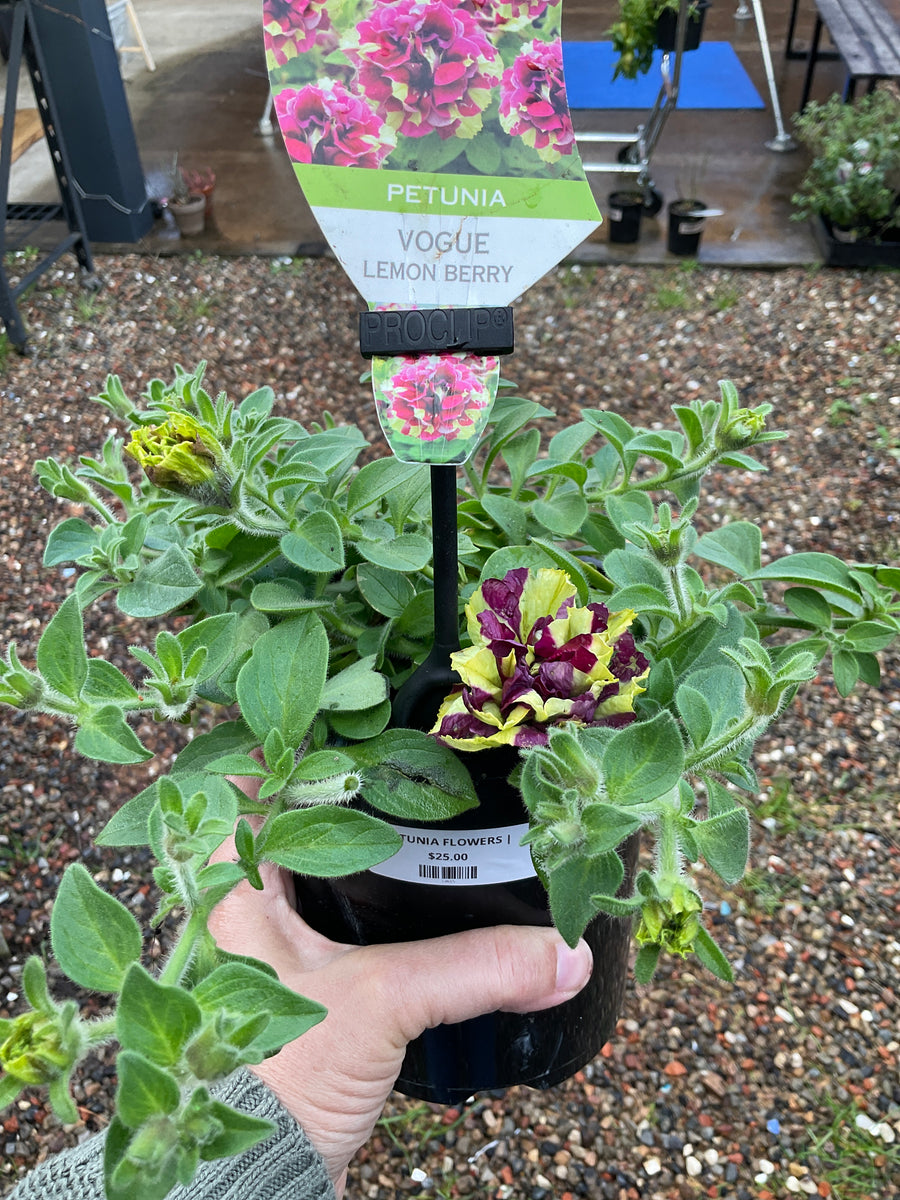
xmin=209 ymin=792 xmax=593 ymax=1197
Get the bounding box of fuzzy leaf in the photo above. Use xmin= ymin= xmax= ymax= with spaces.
xmin=546 ymin=851 xmax=626 ymax=946
xmin=117 ymin=544 xmax=202 ymax=617
xmin=236 ymin=614 xmax=327 ymax=747
xmin=36 ymin=594 xmax=88 ymax=700
xmin=602 ymin=711 xmax=685 ymax=805
xmin=280 ymin=511 xmax=345 ymax=574
xmin=117 ymin=964 xmax=202 ymax=1066
xmin=634 ymin=944 xmax=661 ymax=983
xmin=191 ymin=963 xmax=326 ymax=1057
xmin=51 ymin=864 xmax=142 ymax=992
xmin=694 ymin=522 xmax=762 ymax=578
xmin=691 ymin=807 xmax=750 ymax=884
xmin=116 ymin=1051 xmax=180 ymax=1128
xmin=693 ymin=927 xmax=733 ymax=981
xmin=43 ymin=517 xmax=100 ymax=566
xmin=258 ymin=806 xmax=401 ymax=876
xmin=75 ymin=705 xmax=152 ymax=764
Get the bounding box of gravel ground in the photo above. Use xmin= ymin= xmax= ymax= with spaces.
xmin=1 ymin=253 xmax=899 ymax=1200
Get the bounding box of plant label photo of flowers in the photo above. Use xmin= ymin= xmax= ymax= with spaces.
xmin=264 ymin=0 xmax=601 ymax=464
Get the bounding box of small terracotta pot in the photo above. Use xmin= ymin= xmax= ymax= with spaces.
xmin=169 ymin=194 xmax=206 ymax=236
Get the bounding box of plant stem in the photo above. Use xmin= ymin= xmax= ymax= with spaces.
xmin=158 ymin=910 xmax=206 ymax=988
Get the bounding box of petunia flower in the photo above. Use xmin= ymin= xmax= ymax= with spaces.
xmin=346 ymin=0 xmax=501 ymax=140
xmin=126 ymin=414 xmax=223 ymax=493
xmin=461 ymin=0 xmax=553 ymax=32
xmin=263 ymin=0 xmax=334 ymax=65
xmin=275 ymin=81 xmax=396 ymax=168
xmin=432 ymin=567 xmax=649 ymax=749
xmin=498 ymin=38 xmax=575 ymax=163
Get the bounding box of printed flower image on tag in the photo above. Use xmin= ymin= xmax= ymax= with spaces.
xmin=372 ymin=352 xmax=500 ymax=464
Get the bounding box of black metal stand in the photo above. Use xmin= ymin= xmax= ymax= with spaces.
xmin=0 ymin=0 xmax=95 ymax=351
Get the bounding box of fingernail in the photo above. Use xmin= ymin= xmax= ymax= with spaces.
xmin=555 ymin=939 xmax=593 ymax=996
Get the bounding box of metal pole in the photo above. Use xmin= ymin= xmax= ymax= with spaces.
xmin=750 ymin=0 xmax=798 ymax=151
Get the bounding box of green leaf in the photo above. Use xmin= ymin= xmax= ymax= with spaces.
xmin=249 ymin=580 xmax=327 ymax=615
xmin=634 ymin=944 xmax=661 ymax=984
xmin=320 ymin=656 xmax=388 ymax=713
xmin=694 ymin=522 xmax=762 ymax=578
xmin=502 ymin=428 xmax=541 ymax=497
xmin=783 ymin=586 xmax=833 ymax=627
xmin=43 ymin=517 xmax=100 ymax=566
xmin=831 ymin=648 xmax=860 ymax=696
xmin=347 ymin=456 xmax=424 ymax=514
xmin=117 ymin=964 xmax=202 ymax=1066
xmin=532 ymin=492 xmax=589 ymax=538
xmin=346 ymin=729 xmax=478 ymax=820
xmin=176 ymin=614 xmax=239 ymax=682
xmin=36 ymin=594 xmax=88 ymax=700
xmin=192 ymin=963 xmax=326 ymax=1057
xmin=607 ymin=584 xmax=674 ymax=617
xmin=82 ymin=659 xmax=141 ymax=705
xmin=258 ymin=806 xmax=402 ymax=876
xmin=280 ymin=511 xmax=345 ymax=574
xmin=328 ymin=699 xmax=392 ymax=739
xmin=205 ymin=753 xmax=270 ymax=777
xmin=50 ymin=863 xmax=142 ymax=992
xmin=117 ymin=544 xmax=202 ymax=617
xmin=480 ymin=494 xmax=528 ymax=546
xmin=690 ymin=807 xmax=750 ymax=884
xmin=171 ymin=721 xmax=258 ymax=776
xmin=116 ymin=1051 xmax=180 ymax=1128
xmin=97 ymin=771 xmax=240 ymax=847
xmin=356 ymin=533 xmax=433 ymax=572
xmin=853 ymin=651 xmax=881 ymax=688
xmin=75 ymin=705 xmax=152 ymax=764
xmin=356 ymin=564 xmax=415 ymax=618
xmin=236 ymin=614 xmax=328 ymax=746
xmin=605 ymin=491 xmax=655 ymax=537
xmin=199 ymin=1102 xmax=274 ymax=1161
xmin=746 ymin=552 xmax=859 ymax=602
xmin=677 ymin=665 xmax=745 ymax=740
xmin=547 ymin=851 xmax=626 ymax=947
xmin=843 ymin=620 xmax=899 ymax=652
xmin=693 ymin=927 xmax=733 ymax=982
xmin=602 ymin=711 xmax=685 ymax=805
xmin=581 ymin=804 xmax=644 ymax=856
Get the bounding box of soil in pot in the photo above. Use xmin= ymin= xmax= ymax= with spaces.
xmin=293 ymin=747 xmax=638 ymax=1103
xmin=169 ymin=194 xmax=206 ymax=236
xmin=667 ymin=198 xmax=707 ymax=255
xmin=607 ymin=191 xmax=644 ymax=244
xmin=656 ymin=0 xmax=710 ymax=52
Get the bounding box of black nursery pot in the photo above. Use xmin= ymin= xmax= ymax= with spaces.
xmin=667 ymin=198 xmax=707 ymax=256
xmin=294 ymin=747 xmax=637 ymax=1104
xmin=607 ymin=191 xmax=644 ymax=244
xmin=655 ymin=0 xmax=710 ymax=53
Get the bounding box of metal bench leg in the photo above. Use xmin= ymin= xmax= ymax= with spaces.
xmin=799 ymin=15 xmax=824 ymax=109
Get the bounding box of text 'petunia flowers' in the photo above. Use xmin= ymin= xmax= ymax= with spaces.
xmin=432 ymin=567 xmax=650 ymax=749
xmin=499 ymin=38 xmax=575 ymax=163
xmin=347 ymin=0 xmax=501 ymax=140
xmin=275 ymin=81 xmax=396 ymax=168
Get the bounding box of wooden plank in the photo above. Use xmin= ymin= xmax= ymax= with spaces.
xmin=0 ymin=108 xmax=45 ymax=164
xmin=815 ymin=0 xmax=900 ymax=77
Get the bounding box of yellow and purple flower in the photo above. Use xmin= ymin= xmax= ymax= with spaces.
xmin=347 ymin=0 xmax=501 ymax=140
xmin=498 ymin=39 xmax=575 ymax=163
xmin=275 ymin=81 xmax=396 ymax=168
xmin=432 ymin=568 xmax=649 ymax=749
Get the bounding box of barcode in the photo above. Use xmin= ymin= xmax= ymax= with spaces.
xmin=418 ymin=865 xmax=479 ymax=881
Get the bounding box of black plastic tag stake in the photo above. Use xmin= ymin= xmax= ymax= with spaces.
xmin=360 ymin=306 xmax=514 ymax=359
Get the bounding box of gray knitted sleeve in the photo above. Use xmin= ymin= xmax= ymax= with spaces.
xmin=7 ymin=1070 xmax=337 ymax=1200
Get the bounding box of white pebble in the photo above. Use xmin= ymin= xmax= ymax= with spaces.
xmin=786 ymin=1177 xmax=802 ymax=1193
xmin=410 ymin=1168 xmax=428 ymax=1183
xmin=839 ymin=999 xmax=860 ymax=1016
xmin=686 ymin=1156 xmax=703 ymax=1177
xmin=703 ymin=1148 xmax=719 ymax=1166
xmin=758 ymin=1159 xmax=776 ymax=1175
xmin=643 ymin=1157 xmax=662 ymax=1176
xmin=855 ymin=1113 xmax=875 ymax=1132
xmin=775 ymin=1006 xmax=795 ymax=1024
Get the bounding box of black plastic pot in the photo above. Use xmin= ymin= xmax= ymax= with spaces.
xmin=607 ymin=191 xmax=644 ymax=244
xmin=811 ymin=214 xmax=900 ymax=268
xmin=294 ymin=747 xmax=637 ymax=1103
xmin=656 ymin=0 xmax=710 ymax=53
xmin=667 ymin=198 xmax=707 ymax=255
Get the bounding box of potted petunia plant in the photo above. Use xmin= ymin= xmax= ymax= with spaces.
xmin=2 ymin=362 xmax=899 ymax=1199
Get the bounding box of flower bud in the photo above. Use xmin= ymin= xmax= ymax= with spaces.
xmin=715 ymin=407 xmax=767 ymax=452
xmin=0 ymin=1011 xmax=73 ymax=1086
xmin=126 ymin=414 xmax=223 ymax=493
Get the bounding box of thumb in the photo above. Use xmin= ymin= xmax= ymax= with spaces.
xmin=365 ymin=925 xmax=594 ymax=1045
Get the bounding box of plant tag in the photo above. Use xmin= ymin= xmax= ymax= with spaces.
xmin=264 ymin=0 xmax=600 ymax=463
xmin=368 ymin=821 xmax=535 ymax=886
